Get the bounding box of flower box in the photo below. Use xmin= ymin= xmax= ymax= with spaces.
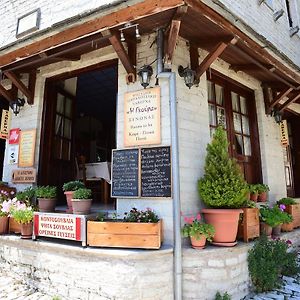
xmin=284 ymin=204 xmax=300 ymax=229
xmin=237 ymin=208 xmax=260 ymax=242
xmin=87 ymin=220 xmax=163 ymax=249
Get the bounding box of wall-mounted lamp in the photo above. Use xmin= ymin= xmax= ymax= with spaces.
xmin=9 ymin=98 xmax=25 ymax=116
xmin=178 ymin=65 xmax=196 ymax=89
xmin=138 ymin=65 xmax=153 ymax=89
xmin=272 ymin=109 xmax=282 ymax=124
xmin=119 ymin=23 xmax=141 ymax=43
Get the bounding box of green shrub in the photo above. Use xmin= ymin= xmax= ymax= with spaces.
xmin=214 ymin=291 xmax=231 ymax=300
xmin=73 ymin=188 xmax=92 ymax=199
xmin=248 ymin=184 xmax=259 ymax=194
xmin=242 ymin=200 xmax=257 ymax=208
xmin=11 ymin=207 xmax=34 ymax=224
xmin=277 ymin=197 xmax=297 ymax=205
xmin=198 ymin=126 xmax=248 ymax=208
xmin=259 ymin=205 xmax=292 ymax=227
xmin=35 ymin=186 xmax=56 ymax=198
xmin=256 ymin=184 xmax=269 ymax=193
xmin=16 ymin=187 xmax=36 ymax=206
xmin=123 ymin=207 xmax=159 ymax=223
xmin=248 ymin=235 xmax=299 ymax=292
xmin=62 ymin=180 xmax=85 ymax=192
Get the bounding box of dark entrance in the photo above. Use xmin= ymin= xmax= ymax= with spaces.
xmin=39 ymin=60 xmax=118 ymax=207
xmin=0 ymin=97 xmax=9 ymax=180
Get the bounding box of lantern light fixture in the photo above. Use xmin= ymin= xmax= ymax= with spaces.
xmin=272 ymin=109 xmax=282 ymax=124
xmin=178 ymin=65 xmax=196 ymax=89
xmin=138 ymin=65 xmax=153 ymax=89
xmin=9 ymin=98 xmax=25 ymax=116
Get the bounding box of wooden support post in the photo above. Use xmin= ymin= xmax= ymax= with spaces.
xmin=28 ymin=72 xmax=37 ymax=105
xmin=189 ymin=43 xmax=199 ymax=71
xmin=0 ymin=84 xmax=13 ymax=102
xmin=268 ymin=87 xmax=293 ymax=113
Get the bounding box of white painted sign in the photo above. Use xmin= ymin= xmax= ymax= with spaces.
xmin=8 ymin=145 xmax=19 ymax=165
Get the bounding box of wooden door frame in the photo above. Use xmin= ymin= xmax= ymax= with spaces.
xmin=38 ymin=59 xmax=118 ymax=185
xmin=207 ymin=69 xmax=263 ymax=183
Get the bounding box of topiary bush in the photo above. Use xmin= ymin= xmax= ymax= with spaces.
xmin=198 ymin=126 xmax=248 ymax=208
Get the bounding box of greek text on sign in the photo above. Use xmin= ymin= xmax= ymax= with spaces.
xmin=124 ymin=87 xmax=161 ymax=147
xmin=279 ymin=120 xmax=289 ymax=146
xmin=12 ymin=169 xmax=36 ymax=183
xmin=0 ymin=110 xmax=11 ymax=139
xmin=34 ymin=214 xmax=81 ymax=241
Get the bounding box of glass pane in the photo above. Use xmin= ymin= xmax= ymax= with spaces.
xmin=54 ymin=137 xmax=62 ymax=159
xmin=231 ymin=92 xmax=239 ymax=112
xmin=240 ymin=97 xmax=247 ymax=114
xmin=210 ymin=127 xmax=215 ymax=139
xmin=62 ymin=141 xmax=71 ymax=161
xmin=207 ymin=81 xmax=215 ymax=102
xmin=217 ymin=107 xmax=226 ymax=128
xmin=215 ymin=84 xmax=224 ymax=106
xmin=244 ymin=137 xmax=251 ymax=156
xmin=209 ymin=104 xmax=216 ymax=126
xmin=65 ymin=98 xmax=72 ymax=117
xmin=235 ymin=135 xmax=244 ymax=155
xmin=55 ymin=115 xmax=63 ymax=136
xmin=64 ymin=119 xmax=72 ymax=139
xmin=233 ymin=113 xmax=242 ymax=133
xmin=56 ymin=93 xmax=64 ymax=114
xmin=242 ymin=116 xmax=250 ymax=135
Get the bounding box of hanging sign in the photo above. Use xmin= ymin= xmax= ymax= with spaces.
xmin=124 ymin=87 xmax=161 ymax=147
xmin=8 ymin=145 xmax=19 ymax=165
xmin=12 ymin=168 xmax=36 ymax=183
xmin=19 ymin=129 xmax=36 ymax=167
xmin=0 ymin=110 xmax=11 ymax=139
xmin=9 ymin=128 xmax=21 ymax=144
xmin=279 ymin=120 xmax=289 ymax=147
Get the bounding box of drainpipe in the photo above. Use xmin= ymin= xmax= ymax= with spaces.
xmin=156 ymin=28 xmax=182 ymax=300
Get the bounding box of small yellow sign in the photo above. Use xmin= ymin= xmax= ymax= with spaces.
xmin=279 ymin=120 xmax=289 ymax=147
xmin=18 ymin=129 xmax=36 ymax=167
xmin=0 ymin=110 xmax=11 ymax=139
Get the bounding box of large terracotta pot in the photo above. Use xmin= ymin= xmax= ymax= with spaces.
xmin=272 ymin=224 xmax=282 ymax=236
xmin=72 ymin=199 xmax=92 ymax=215
xmin=0 ymin=216 xmax=9 ymax=234
xmin=260 ymin=222 xmax=272 ymax=236
xmin=201 ymin=209 xmax=242 ymax=246
xmin=64 ymin=191 xmax=74 ymax=213
xmin=20 ymin=222 xmax=33 ymax=239
xmin=190 ymin=235 xmax=206 ymax=249
xmin=38 ymin=198 xmax=56 ymax=212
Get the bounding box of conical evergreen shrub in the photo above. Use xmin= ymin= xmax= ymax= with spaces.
xmin=198 ymin=126 xmax=248 ymax=208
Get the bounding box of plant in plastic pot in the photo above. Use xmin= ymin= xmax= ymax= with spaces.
xmin=256 ymin=184 xmax=269 ymax=202
xmin=62 ymin=181 xmax=85 ymax=213
xmin=198 ymin=126 xmax=248 ymax=246
xmin=36 ymin=186 xmax=57 ymax=212
xmin=11 ymin=205 xmax=34 ymax=239
xmin=72 ymin=188 xmax=92 ymax=215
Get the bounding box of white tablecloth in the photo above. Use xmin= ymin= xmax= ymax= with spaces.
xmin=78 ymin=162 xmax=111 ymax=183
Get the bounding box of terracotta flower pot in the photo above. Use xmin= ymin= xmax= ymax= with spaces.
xmin=250 ymin=193 xmax=258 ymax=202
xmin=72 ymin=199 xmax=92 ymax=215
xmin=190 ymin=235 xmax=206 ymax=249
xmin=282 ymin=222 xmax=293 ymax=232
xmin=201 ymin=208 xmax=242 ymax=246
xmin=258 ymin=192 xmax=267 ymax=202
xmin=260 ymin=222 xmax=272 ymax=236
xmin=272 ymin=224 xmax=282 ymax=236
xmin=0 ymin=216 xmax=9 ymax=234
xmin=64 ymin=191 xmax=74 ymax=213
xmin=20 ymin=222 xmax=33 ymax=239
xmin=38 ymin=198 xmax=56 ymax=212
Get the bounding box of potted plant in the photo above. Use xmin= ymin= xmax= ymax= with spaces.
xmin=248 ymin=184 xmax=259 ymax=202
xmin=198 ymin=126 xmax=248 ymax=246
xmin=72 ymin=188 xmax=92 ymax=215
xmin=256 ymin=184 xmax=269 ymax=202
xmin=16 ymin=187 xmax=37 ymax=209
xmin=62 ymin=181 xmax=85 ymax=213
xmin=11 ymin=205 xmax=34 ymax=239
xmin=87 ymin=207 xmax=163 ymax=249
xmin=277 ymin=197 xmax=300 ymax=230
xmin=0 ymin=201 xmax=9 ymax=234
xmin=181 ymin=213 xmax=215 ymax=249
xmin=237 ymin=200 xmax=260 ymax=242
xmin=36 ymin=186 xmax=57 ymax=212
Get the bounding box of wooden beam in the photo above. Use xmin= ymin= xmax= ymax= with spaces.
xmin=189 ymin=43 xmax=199 ymax=71
xmin=195 ymin=39 xmax=236 ymax=79
xmin=0 ymin=0 xmax=184 ymax=69
xmin=165 ymin=6 xmax=188 ymax=62
xmin=261 ymin=84 xmax=272 ymax=115
xmin=4 ymin=71 xmax=33 ymax=102
xmin=0 ymin=84 xmax=13 ymax=102
xmin=268 ymin=87 xmax=293 ymax=113
xmin=230 ymin=64 xmax=274 ymax=72
xmin=279 ymin=93 xmax=300 ymax=112
xmin=127 ymin=39 xmax=137 ymax=79
xmin=109 ymin=34 xmax=135 ymax=75
xmin=188 ymin=35 xmax=234 ymax=49
xmin=28 ymin=72 xmax=36 ymax=105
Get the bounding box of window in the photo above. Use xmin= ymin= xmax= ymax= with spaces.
xmin=285 ymin=0 xmax=300 ymax=34
xmin=265 ymin=0 xmax=273 ymax=9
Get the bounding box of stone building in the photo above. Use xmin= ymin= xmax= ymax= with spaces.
xmin=0 ymin=0 xmax=299 ymax=299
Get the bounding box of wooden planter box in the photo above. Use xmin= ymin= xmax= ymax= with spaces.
xmin=285 ymin=204 xmax=300 ymax=229
xmin=87 ymin=220 xmax=163 ymax=249
xmin=237 ymin=208 xmax=260 ymax=242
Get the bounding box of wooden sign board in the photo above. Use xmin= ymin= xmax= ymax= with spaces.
xmin=111 ymin=146 xmax=172 ymax=198
xmin=12 ymin=169 xmax=36 ymax=183
xmin=0 ymin=110 xmax=11 ymax=139
xmin=18 ymin=129 xmax=36 ymax=167
xmin=279 ymin=120 xmax=289 ymax=146
xmin=124 ymin=87 xmax=161 ymax=147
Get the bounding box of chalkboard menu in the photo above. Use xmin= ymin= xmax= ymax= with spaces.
xmin=141 ymin=146 xmax=172 ymax=197
xmin=111 ymin=149 xmax=139 ymax=197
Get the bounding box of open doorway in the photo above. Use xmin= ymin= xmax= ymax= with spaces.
xmin=0 ymin=97 xmax=9 ymax=179
xmin=39 ymin=60 xmax=118 ymax=209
